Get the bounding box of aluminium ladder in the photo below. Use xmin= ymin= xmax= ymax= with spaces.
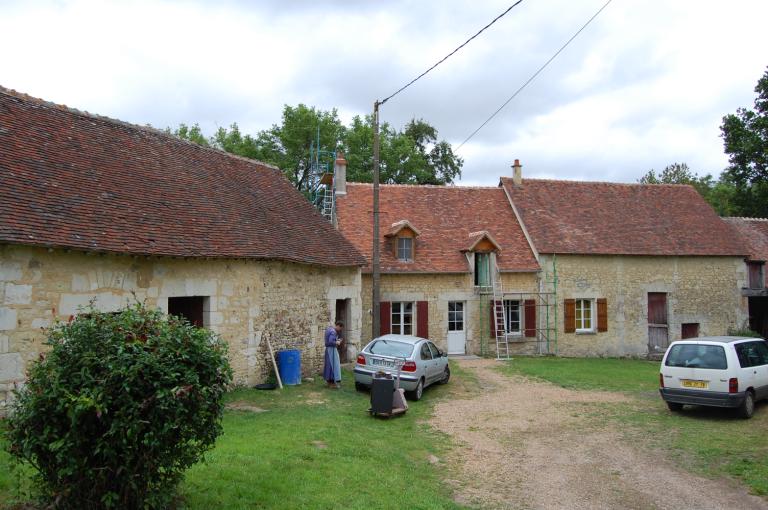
xmin=492 ymin=275 xmax=510 ymax=360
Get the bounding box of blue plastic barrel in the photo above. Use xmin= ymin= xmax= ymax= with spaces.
xmin=276 ymin=349 xmax=301 ymax=385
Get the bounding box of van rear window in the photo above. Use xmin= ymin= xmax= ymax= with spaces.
xmin=665 ymin=344 xmax=727 ymax=369
xmin=367 ymin=340 xmax=414 ymax=358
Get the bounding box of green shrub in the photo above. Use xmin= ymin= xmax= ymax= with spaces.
xmin=4 ymin=304 xmax=232 ymax=509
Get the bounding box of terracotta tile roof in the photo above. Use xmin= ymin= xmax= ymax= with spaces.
xmin=0 ymin=87 xmax=365 ymax=267
xmin=501 ymin=178 xmax=747 ymax=256
xmin=724 ymin=218 xmax=768 ymax=261
xmin=336 ymin=183 xmax=539 ymax=273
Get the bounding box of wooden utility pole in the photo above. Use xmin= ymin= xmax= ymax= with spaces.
xmin=372 ymin=100 xmax=381 ymax=338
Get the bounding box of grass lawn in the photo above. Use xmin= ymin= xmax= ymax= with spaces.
xmin=501 ymin=356 xmax=768 ymax=496
xmin=1 ymin=366 xmax=464 ymax=509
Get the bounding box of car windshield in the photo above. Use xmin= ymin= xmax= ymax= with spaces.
xmin=665 ymin=344 xmax=727 ymax=369
xmin=367 ymin=340 xmax=414 ymax=358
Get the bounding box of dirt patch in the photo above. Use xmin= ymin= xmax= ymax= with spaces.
xmin=431 ymin=358 xmax=767 ymax=510
xmin=225 ymin=401 xmax=267 ymax=413
xmin=304 ymin=391 xmax=327 ymax=405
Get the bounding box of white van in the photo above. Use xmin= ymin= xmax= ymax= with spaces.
xmin=659 ymin=336 xmax=768 ymax=418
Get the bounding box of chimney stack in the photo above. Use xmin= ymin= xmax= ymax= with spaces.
xmin=334 ymin=151 xmax=347 ymax=195
xmin=512 ymin=159 xmax=522 ymax=186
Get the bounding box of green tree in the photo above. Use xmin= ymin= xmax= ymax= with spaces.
xmin=168 ymin=109 xmax=463 ymax=188
xmin=167 ymin=123 xmax=209 ymax=147
xmin=720 ymin=66 xmax=768 ymax=217
xmin=343 ymin=116 xmax=462 ymax=184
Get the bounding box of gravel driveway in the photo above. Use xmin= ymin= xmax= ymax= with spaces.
xmin=430 ymin=358 xmax=767 ymax=510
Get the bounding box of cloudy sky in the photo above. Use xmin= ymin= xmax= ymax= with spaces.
xmin=2 ymin=0 xmax=767 ymax=185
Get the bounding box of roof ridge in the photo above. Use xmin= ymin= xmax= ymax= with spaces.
xmin=346 ymin=182 xmax=501 ymax=190
xmin=724 ymin=216 xmax=768 ymax=222
xmin=500 ymin=176 xmax=695 ymax=188
xmin=0 ymin=85 xmax=280 ymax=172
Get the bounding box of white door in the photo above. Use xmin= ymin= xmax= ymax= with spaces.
xmin=447 ymin=301 xmax=466 ymax=355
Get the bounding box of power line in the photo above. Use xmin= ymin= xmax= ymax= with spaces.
xmin=379 ymin=0 xmax=526 ymax=106
xmin=456 ymin=0 xmax=613 ymax=151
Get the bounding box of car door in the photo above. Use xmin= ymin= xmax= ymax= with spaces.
xmin=418 ymin=342 xmax=434 ymax=383
xmin=734 ymin=341 xmax=759 ymax=396
xmin=428 ymin=341 xmax=445 ymax=382
xmin=747 ymin=340 xmax=768 ymax=400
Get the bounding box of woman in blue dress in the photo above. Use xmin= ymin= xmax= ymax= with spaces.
xmin=323 ymin=320 xmax=343 ymax=388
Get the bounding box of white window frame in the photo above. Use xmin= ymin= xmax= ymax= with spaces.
xmin=448 ymin=301 xmax=464 ymax=332
xmin=575 ymin=298 xmax=595 ymax=333
xmin=391 ymin=301 xmax=414 ymax=335
xmin=397 ymin=237 xmax=413 ymax=261
xmin=503 ymin=299 xmax=522 ymax=336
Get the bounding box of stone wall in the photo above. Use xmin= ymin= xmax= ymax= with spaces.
xmin=0 ymin=244 xmax=361 ymax=412
xmin=360 ymin=272 xmax=539 ymax=356
xmin=539 ymin=254 xmax=749 ymax=357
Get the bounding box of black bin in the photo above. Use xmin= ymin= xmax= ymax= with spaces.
xmin=370 ymin=373 xmax=395 ymax=415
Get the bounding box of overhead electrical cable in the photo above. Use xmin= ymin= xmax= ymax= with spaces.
xmin=379 ymin=0 xmax=526 ymax=106
xmin=456 ymin=0 xmax=613 ymax=151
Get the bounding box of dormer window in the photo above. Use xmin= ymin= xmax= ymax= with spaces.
xmin=463 ymin=230 xmax=502 ymax=288
xmin=385 ymin=220 xmax=420 ymax=263
xmin=397 ymin=237 xmax=413 ymax=261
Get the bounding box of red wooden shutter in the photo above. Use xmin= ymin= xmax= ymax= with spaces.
xmin=524 ymin=299 xmax=536 ymax=337
xmin=597 ymin=298 xmax=608 ymax=332
xmin=416 ymin=301 xmax=429 ymax=338
xmin=489 ymin=299 xmax=498 ymax=338
xmin=380 ymin=301 xmax=391 ymax=336
xmin=564 ymin=299 xmax=576 ymax=333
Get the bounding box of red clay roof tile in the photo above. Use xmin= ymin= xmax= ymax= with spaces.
xmin=501 ymin=177 xmax=747 ymax=256
xmin=0 ymin=87 xmax=365 ymax=267
xmin=336 ymin=183 xmax=539 ymax=273
xmin=724 ymin=217 xmax=768 ymax=261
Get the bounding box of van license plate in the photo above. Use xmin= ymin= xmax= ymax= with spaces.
xmin=371 ymin=358 xmax=394 ymax=368
xmin=681 ymin=379 xmax=708 ymax=389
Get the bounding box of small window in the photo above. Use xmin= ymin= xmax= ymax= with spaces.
xmin=420 ymin=343 xmax=432 ymax=360
xmin=575 ymin=299 xmax=593 ymax=332
xmin=448 ymin=301 xmax=464 ymax=331
xmin=474 ymin=253 xmax=491 ymax=287
xmin=504 ymin=300 xmax=521 ymax=334
xmin=428 ymin=342 xmax=441 ymax=358
xmin=397 ymin=237 xmax=413 ymax=261
xmin=665 ymin=344 xmax=727 ymax=370
xmin=168 ymin=296 xmax=209 ymax=327
xmin=391 ymin=302 xmax=414 ymax=335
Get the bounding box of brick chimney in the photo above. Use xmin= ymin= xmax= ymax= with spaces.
xmin=334 ymin=151 xmax=347 ymax=195
xmin=512 ymin=159 xmax=522 ymax=186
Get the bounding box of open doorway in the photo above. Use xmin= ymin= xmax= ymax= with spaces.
xmin=335 ymin=298 xmax=351 ymax=363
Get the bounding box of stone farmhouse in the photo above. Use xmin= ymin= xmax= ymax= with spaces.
xmin=335 ymin=181 xmax=541 ymax=357
xmin=336 ymin=161 xmax=751 ymax=359
xmin=0 ymin=87 xmax=365 ymax=412
xmin=724 ymin=217 xmax=768 ymax=338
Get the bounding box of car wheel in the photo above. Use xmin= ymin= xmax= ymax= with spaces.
xmin=354 ymin=381 xmax=368 ymax=392
xmin=666 ymin=401 xmax=683 ymax=412
xmin=738 ymin=391 xmax=755 ymax=419
xmin=408 ymin=379 xmax=424 ymax=401
xmin=438 ymin=366 xmax=450 ymax=385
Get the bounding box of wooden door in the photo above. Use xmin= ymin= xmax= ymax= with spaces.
xmin=648 ymin=292 xmax=668 ymax=353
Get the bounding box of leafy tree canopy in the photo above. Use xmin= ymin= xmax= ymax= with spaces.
xmin=638 ymin=162 xmax=738 ymax=216
xmin=720 ymin=66 xmax=768 ymax=217
xmin=169 ymin=107 xmax=462 ymax=190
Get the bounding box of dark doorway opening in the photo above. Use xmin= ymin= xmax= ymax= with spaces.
xmin=335 ymin=299 xmax=350 ymax=363
xmin=168 ymin=296 xmax=207 ymax=327
xmin=748 ymin=296 xmax=768 ymax=338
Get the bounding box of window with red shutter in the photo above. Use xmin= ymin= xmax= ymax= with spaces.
xmin=416 ymin=301 xmax=428 ymax=338
xmin=379 ymin=301 xmax=391 ymax=335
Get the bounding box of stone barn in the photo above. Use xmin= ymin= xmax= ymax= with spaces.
xmin=0 ymin=87 xmax=365 ymax=412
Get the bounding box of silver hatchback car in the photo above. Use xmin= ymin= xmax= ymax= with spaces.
xmin=354 ymin=334 xmax=450 ymax=400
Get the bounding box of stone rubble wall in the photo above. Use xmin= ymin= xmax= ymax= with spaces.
xmin=539 ymin=254 xmax=749 ymax=357
xmin=360 ymin=272 xmax=540 ymax=356
xmin=0 ymin=244 xmax=361 ymax=413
